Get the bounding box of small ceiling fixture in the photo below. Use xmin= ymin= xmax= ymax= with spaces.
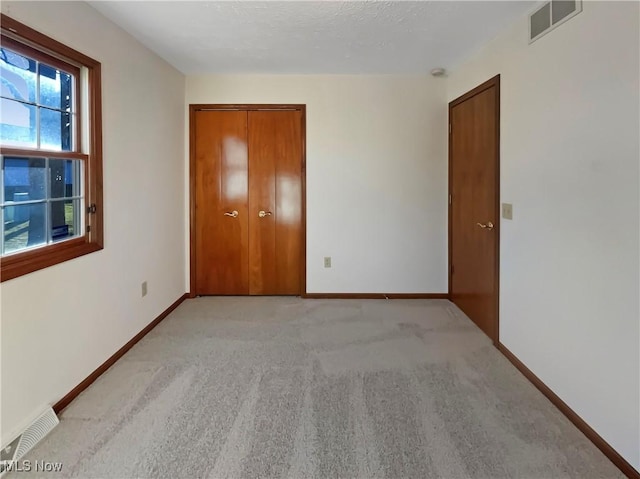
xmin=430 ymin=67 xmax=446 ymax=77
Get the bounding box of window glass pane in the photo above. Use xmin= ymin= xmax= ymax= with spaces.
xmin=0 ymin=98 xmax=37 ymax=148
xmin=39 ymin=65 xmax=73 ymax=110
xmin=3 ymin=157 xmax=47 ymax=202
xmin=3 ymin=201 xmax=46 ymax=254
xmin=49 ymin=159 xmax=81 ymax=198
xmin=0 ymin=47 xmax=37 ymax=102
xmin=40 ymin=108 xmax=71 ymax=151
xmin=51 ymin=198 xmax=80 ymax=242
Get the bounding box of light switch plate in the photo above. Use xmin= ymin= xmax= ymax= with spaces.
xmin=502 ymin=203 xmax=513 ymax=220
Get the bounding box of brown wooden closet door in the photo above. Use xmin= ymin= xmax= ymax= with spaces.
xmin=450 ymin=82 xmax=499 ymax=341
xmin=194 ymin=110 xmax=249 ymax=295
xmin=248 ymin=110 xmax=302 ymax=295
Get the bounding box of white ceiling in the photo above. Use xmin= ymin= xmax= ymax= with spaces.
xmin=89 ymin=1 xmax=534 ymax=75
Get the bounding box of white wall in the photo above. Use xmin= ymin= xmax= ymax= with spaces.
xmin=186 ymin=75 xmax=448 ymax=294
xmin=0 ymin=2 xmax=186 ymax=446
xmin=447 ymin=2 xmax=639 ymax=470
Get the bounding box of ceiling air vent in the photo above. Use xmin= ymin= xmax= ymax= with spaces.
xmin=529 ymin=0 xmax=582 ymax=43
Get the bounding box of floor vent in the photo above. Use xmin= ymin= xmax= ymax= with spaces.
xmin=529 ymin=0 xmax=582 ymax=43
xmin=0 ymin=408 xmax=59 ymax=475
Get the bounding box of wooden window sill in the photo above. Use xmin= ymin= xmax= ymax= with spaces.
xmin=1 ymin=239 xmax=103 ymax=282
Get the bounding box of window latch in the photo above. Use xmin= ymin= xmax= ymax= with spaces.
xmin=87 ymin=204 xmax=97 ymax=214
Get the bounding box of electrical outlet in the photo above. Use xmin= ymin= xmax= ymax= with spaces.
xmin=324 ymin=257 xmax=331 ymax=268
xmin=141 ymin=281 xmax=148 ymax=297
xmin=502 ymin=203 xmax=513 ymax=220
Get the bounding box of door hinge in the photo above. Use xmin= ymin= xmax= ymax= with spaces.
xmin=87 ymin=203 xmax=97 ymax=214
xmin=86 ymin=225 xmax=91 ymax=233
xmin=451 ymin=264 xmax=455 ymax=275
xmin=449 ymin=194 xmax=452 ymax=205
xmin=449 ymin=123 xmax=452 ymax=134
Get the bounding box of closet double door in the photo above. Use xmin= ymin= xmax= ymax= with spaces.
xmin=193 ymin=108 xmax=304 ymax=296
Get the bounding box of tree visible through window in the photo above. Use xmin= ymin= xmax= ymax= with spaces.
xmin=1 ymin=15 xmax=103 ymax=281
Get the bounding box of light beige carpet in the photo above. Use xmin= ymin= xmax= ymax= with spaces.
xmin=11 ymin=297 xmax=622 ymax=478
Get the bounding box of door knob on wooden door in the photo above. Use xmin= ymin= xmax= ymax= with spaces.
xmin=224 ymin=210 xmax=239 ymax=218
xmin=476 ymin=221 xmax=494 ymax=230
xmin=258 ymin=210 xmax=272 ymax=218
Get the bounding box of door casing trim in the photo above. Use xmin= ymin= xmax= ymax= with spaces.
xmin=188 ymin=104 xmax=307 ymax=297
xmin=448 ymin=75 xmax=501 ymax=344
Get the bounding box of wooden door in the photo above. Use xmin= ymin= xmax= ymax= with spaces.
xmin=248 ymin=110 xmax=303 ymax=295
xmin=194 ymin=110 xmax=249 ymax=295
xmin=449 ymin=76 xmax=500 ymax=341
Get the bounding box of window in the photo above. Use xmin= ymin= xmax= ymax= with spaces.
xmin=1 ymin=15 xmax=102 ymax=281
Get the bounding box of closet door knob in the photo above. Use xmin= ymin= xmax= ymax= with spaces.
xmin=258 ymin=210 xmax=272 ymax=218
xmin=476 ymin=221 xmax=494 ymax=230
xmin=224 ymin=210 xmax=239 ymax=218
